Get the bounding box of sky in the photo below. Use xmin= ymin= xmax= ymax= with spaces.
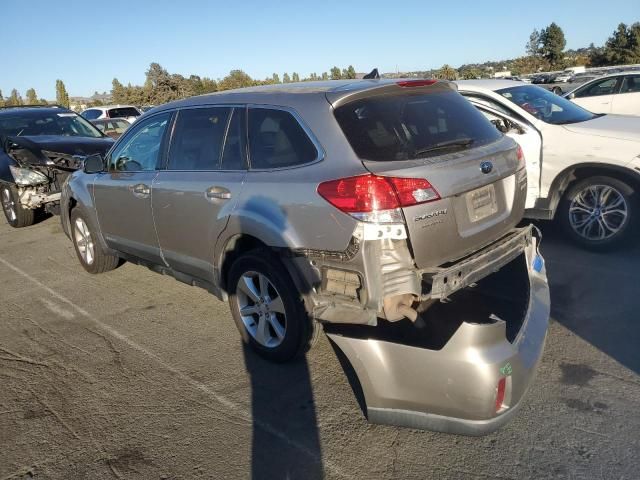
xmin=2 ymin=0 xmax=638 ymax=99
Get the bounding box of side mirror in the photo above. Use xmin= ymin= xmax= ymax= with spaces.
xmin=83 ymin=154 xmax=104 ymax=174
xmin=567 ymin=92 xmax=575 ymax=100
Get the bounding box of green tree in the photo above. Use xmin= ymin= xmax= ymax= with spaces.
xmin=200 ymin=77 xmax=218 ymax=93
xmin=436 ymin=64 xmax=458 ymax=80
xmin=539 ymin=23 xmax=566 ymax=67
xmin=7 ymin=89 xmax=23 ymax=106
xmin=282 ymin=73 xmax=291 ymax=83
xmin=218 ymin=69 xmax=254 ymax=91
xmin=595 ymin=22 xmax=640 ymax=65
xmin=112 ymin=78 xmax=127 ymax=103
xmin=39 ymin=98 xmax=48 ymax=105
xmin=330 ymin=66 xmax=342 ymax=80
xmin=0 ymin=89 xmax=4 ymax=107
xmin=460 ymin=67 xmax=482 ymax=79
xmin=292 ymin=72 xmax=300 ymax=82
xmin=321 ymin=72 xmax=329 ymax=81
xmin=526 ymin=29 xmax=542 ymax=57
xmin=55 ymin=80 xmax=70 ymax=107
xmin=272 ymin=73 xmax=281 ymax=83
xmin=26 ymin=88 xmax=38 ymax=104
xmin=345 ymin=65 xmax=356 ymax=79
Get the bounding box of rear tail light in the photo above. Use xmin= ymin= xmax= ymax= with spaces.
xmin=516 ymin=145 xmax=525 ymax=167
xmin=317 ymin=174 xmax=440 ymax=223
xmin=495 ymin=377 xmax=507 ymax=412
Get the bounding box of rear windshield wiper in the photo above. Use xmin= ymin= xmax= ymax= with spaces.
xmin=413 ymin=138 xmax=474 ymax=157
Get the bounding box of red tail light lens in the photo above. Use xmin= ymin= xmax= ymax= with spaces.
xmin=495 ymin=377 xmax=506 ymax=412
xmin=317 ymin=174 xmax=440 ymax=222
xmin=516 ymin=145 xmax=524 ymax=166
xmin=396 ymin=79 xmax=438 ymax=88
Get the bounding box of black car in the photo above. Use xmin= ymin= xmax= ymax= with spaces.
xmin=0 ymin=105 xmax=113 ymax=228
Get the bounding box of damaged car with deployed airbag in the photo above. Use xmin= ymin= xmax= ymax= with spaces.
xmin=0 ymin=105 xmax=113 ymax=227
xmin=60 ymin=79 xmax=550 ymax=435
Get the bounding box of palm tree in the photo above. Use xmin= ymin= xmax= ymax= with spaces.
xmin=436 ymin=64 xmax=458 ymax=80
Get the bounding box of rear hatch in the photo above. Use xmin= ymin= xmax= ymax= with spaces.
xmin=332 ymin=82 xmax=526 ymax=268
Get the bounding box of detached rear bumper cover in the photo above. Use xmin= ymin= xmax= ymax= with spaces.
xmin=327 ymin=232 xmax=549 ymax=435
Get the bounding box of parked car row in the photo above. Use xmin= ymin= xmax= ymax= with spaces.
xmin=0 ymin=78 xmax=636 ymax=435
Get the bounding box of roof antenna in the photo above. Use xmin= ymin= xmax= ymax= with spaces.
xmin=363 ymin=68 xmax=380 ymax=80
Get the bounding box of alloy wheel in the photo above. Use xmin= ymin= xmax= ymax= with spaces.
xmin=568 ymin=184 xmax=628 ymax=241
xmin=235 ymin=271 xmax=287 ymax=348
xmin=74 ymin=217 xmax=95 ymax=265
xmin=1 ymin=188 xmax=17 ymax=222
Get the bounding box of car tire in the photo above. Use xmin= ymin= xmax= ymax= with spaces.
xmin=1 ymin=184 xmax=35 ymax=228
xmin=228 ymin=248 xmax=317 ymax=363
xmin=552 ymin=86 xmax=563 ymax=95
xmin=70 ymin=208 xmax=119 ymax=274
xmin=558 ymin=176 xmax=636 ymax=251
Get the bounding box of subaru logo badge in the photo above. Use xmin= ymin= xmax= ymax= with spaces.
xmin=480 ymin=161 xmax=493 ymax=174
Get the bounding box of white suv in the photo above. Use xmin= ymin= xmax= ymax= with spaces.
xmin=80 ymin=105 xmax=142 ymax=123
xmin=457 ymin=79 xmax=640 ymax=250
xmin=564 ymin=71 xmax=640 ymax=116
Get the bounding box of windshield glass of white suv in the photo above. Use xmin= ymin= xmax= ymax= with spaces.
xmin=334 ymin=90 xmax=502 ymax=161
xmin=0 ymin=112 xmax=104 ymax=138
xmin=497 ymin=85 xmax=597 ymax=125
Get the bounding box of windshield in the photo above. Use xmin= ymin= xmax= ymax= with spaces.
xmin=496 ymin=85 xmax=597 ymax=125
xmin=334 ymin=90 xmax=502 ymax=161
xmin=0 ymin=111 xmax=104 ymax=138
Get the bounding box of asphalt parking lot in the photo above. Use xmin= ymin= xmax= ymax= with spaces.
xmin=1 ymin=216 xmax=639 ymax=480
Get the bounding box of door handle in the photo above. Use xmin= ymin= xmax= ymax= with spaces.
xmin=205 ymin=186 xmax=232 ymax=200
xmin=130 ymin=183 xmax=150 ymax=198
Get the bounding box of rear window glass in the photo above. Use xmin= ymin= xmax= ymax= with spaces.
xmin=108 ymin=107 xmax=140 ymax=118
xmin=334 ymin=91 xmax=502 ymax=161
xmin=82 ymin=109 xmax=101 ymax=120
xmin=248 ymin=108 xmax=318 ymax=169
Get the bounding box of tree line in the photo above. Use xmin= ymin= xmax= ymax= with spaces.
xmin=2 ymin=21 xmax=638 ymax=108
xmin=111 ymin=63 xmax=357 ymax=105
xmin=0 ymin=80 xmax=70 ymax=108
xmin=433 ymin=20 xmax=640 ymax=80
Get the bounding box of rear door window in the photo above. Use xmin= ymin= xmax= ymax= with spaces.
xmin=620 ymin=75 xmax=640 ymax=93
xmin=168 ymin=107 xmax=231 ymax=170
xmin=334 ymin=91 xmax=502 ymax=161
xmin=108 ymin=107 xmax=141 ymax=118
xmin=248 ymin=108 xmax=318 ymax=169
xmin=575 ymin=77 xmax=620 ymax=98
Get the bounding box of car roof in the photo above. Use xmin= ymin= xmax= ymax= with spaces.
xmin=85 ymin=105 xmax=139 ymax=110
xmin=0 ymin=105 xmax=73 ymax=117
xmin=149 ymin=79 xmax=454 ymax=114
xmin=455 ymin=79 xmax=524 ymax=91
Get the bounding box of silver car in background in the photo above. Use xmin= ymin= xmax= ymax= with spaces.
xmin=61 ymin=79 xmax=549 ymax=434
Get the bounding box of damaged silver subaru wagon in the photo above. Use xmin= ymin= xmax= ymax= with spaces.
xmin=62 ymin=79 xmax=549 ymax=434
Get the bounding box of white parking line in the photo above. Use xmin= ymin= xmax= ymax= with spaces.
xmin=0 ymin=255 xmax=350 ymax=480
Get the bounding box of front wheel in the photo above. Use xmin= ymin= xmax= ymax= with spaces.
xmin=559 ymin=176 xmax=635 ymax=251
xmin=228 ymin=249 xmax=316 ymax=362
xmin=70 ymin=208 xmax=120 ymax=273
xmin=1 ymin=184 xmax=35 ymax=228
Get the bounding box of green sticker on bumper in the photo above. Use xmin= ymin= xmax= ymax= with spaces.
xmin=500 ymin=363 xmax=513 ymax=376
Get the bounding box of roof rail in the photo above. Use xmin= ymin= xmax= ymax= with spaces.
xmin=0 ymin=104 xmax=67 ymax=110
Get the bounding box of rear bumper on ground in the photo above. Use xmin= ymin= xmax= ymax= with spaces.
xmin=327 ymin=234 xmax=549 ymax=435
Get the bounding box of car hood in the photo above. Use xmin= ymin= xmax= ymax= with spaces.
xmin=3 ymin=135 xmax=114 ymax=170
xmin=16 ymin=135 xmax=114 ymax=156
xmin=562 ymin=115 xmax=640 ymax=143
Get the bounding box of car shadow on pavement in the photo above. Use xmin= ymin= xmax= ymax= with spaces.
xmin=535 ymin=220 xmax=640 ymax=374
xmin=242 ymin=344 xmax=324 ymax=480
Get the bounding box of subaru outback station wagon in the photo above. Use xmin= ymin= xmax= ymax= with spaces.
xmin=62 ymin=80 xmax=549 ymax=433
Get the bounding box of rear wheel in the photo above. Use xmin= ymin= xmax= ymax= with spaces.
xmin=70 ymin=208 xmax=119 ymax=273
xmin=559 ymin=176 xmax=635 ymax=251
xmin=228 ymin=249 xmax=316 ymax=362
xmin=1 ymin=184 xmax=35 ymax=228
